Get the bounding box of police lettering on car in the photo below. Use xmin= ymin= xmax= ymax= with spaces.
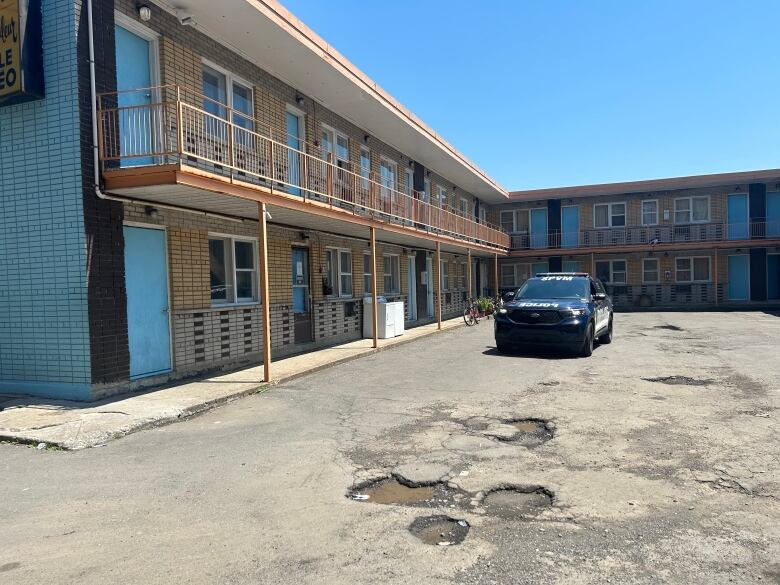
xmin=494 ymin=272 xmax=614 ymax=357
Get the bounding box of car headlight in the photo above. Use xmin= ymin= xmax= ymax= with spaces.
xmin=563 ymin=308 xmax=586 ymax=317
xmin=498 ymin=308 xmax=508 ymax=314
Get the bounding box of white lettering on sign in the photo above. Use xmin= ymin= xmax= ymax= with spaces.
xmin=518 ymin=302 xmax=560 ymax=308
xmin=539 ymin=276 xmax=574 ymax=281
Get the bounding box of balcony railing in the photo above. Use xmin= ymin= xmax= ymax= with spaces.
xmin=509 ymin=221 xmax=780 ymax=251
xmin=96 ymin=85 xmax=509 ymax=250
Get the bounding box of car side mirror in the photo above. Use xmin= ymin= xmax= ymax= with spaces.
xmin=502 ymin=292 xmax=515 ymax=302
xmin=594 ymin=292 xmax=607 ymax=301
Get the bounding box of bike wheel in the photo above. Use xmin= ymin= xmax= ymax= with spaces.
xmin=463 ymin=308 xmax=475 ymax=326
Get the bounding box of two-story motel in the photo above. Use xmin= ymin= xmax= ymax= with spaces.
xmin=1 ymin=0 xmax=779 ymax=401
xmin=1 ymin=0 xmax=509 ymax=400
xmin=498 ymin=171 xmax=780 ymax=308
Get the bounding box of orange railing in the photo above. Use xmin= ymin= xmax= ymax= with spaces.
xmin=97 ymin=85 xmax=509 ymax=250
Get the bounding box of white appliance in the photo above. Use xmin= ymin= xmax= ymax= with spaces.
xmin=363 ymin=297 xmax=405 ymax=339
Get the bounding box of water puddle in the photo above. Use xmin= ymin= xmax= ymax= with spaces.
xmin=409 ymin=516 xmax=469 ymax=546
xmin=642 ymin=376 xmax=712 ymax=386
xmin=495 ymin=419 xmax=553 ymax=446
xmin=348 ymin=478 xmax=463 ymax=507
xmin=481 ymin=487 xmax=554 ymax=519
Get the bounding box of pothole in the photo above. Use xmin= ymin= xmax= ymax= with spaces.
xmin=409 ymin=515 xmax=469 ymax=546
xmin=481 ymin=486 xmax=554 ymax=519
xmin=642 ymin=376 xmax=712 ymax=386
xmin=654 ymin=325 xmax=684 ymax=331
xmin=348 ymin=478 xmax=465 ymax=507
xmin=491 ymin=418 xmax=553 ymax=446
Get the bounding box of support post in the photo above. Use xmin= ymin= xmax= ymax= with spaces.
xmin=714 ymin=248 xmax=719 ymax=306
xmin=467 ymin=249 xmax=472 ymax=300
xmin=370 ymin=227 xmax=379 ymax=348
xmin=494 ymin=253 xmax=499 ymax=296
xmin=436 ymin=242 xmax=442 ymax=330
xmin=258 ymin=202 xmax=272 ymax=382
xmin=590 ymin=252 xmax=595 ymax=277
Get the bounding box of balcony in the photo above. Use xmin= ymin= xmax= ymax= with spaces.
xmin=97 ymin=86 xmax=509 ymax=252
xmin=509 ymin=221 xmax=780 ymax=253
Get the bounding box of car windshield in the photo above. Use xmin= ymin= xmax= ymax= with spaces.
xmin=514 ymin=277 xmax=590 ymax=300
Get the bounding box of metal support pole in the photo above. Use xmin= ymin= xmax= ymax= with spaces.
xmin=467 ymin=249 xmax=472 ymax=300
xmin=590 ymin=252 xmax=595 ymax=277
xmin=714 ymin=248 xmax=719 ymax=306
xmin=258 ymin=202 xmax=272 ymax=382
xmin=370 ymin=227 xmax=379 ymax=349
xmin=494 ymin=253 xmax=499 ymax=296
xmin=436 ymin=242 xmax=442 ymax=330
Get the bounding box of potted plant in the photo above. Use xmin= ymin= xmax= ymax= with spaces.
xmin=475 ymin=296 xmax=494 ymax=317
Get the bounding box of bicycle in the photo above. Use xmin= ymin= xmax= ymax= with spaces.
xmin=463 ymin=298 xmax=480 ymax=326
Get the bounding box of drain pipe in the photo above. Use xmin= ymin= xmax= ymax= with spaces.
xmin=86 ymin=0 xmax=107 ymax=201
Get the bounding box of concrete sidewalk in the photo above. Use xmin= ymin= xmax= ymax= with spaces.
xmin=0 ymin=317 xmax=466 ymax=450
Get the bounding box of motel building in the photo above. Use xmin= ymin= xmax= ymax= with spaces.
xmin=1 ymin=1 xmax=779 ymax=403
xmin=1 ymin=0 xmax=509 ymax=401
xmin=497 ymin=172 xmax=780 ymax=308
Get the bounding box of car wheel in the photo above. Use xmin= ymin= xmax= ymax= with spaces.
xmin=496 ymin=342 xmax=510 ymax=354
xmin=598 ymin=316 xmax=613 ymax=344
xmin=578 ymin=323 xmax=594 ymax=357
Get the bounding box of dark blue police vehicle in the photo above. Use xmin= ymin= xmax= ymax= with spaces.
xmin=494 ymin=273 xmax=613 ymax=357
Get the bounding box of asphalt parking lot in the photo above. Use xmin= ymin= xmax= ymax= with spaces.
xmin=1 ymin=311 xmax=779 ymax=584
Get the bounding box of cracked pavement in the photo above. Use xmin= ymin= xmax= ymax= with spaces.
xmin=1 ymin=311 xmax=779 ymax=584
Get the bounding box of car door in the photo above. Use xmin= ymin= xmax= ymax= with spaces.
xmin=592 ymin=279 xmax=609 ymax=332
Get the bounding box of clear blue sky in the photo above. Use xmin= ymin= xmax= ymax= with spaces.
xmin=282 ymin=0 xmax=780 ymax=190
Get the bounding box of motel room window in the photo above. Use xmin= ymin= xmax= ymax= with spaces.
xmin=674 ymin=196 xmax=710 ymax=224
xmin=501 ymin=265 xmax=515 ymax=288
xmin=460 ymin=197 xmax=469 ymax=217
xmin=594 ymin=203 xmax=626 ymax=229
xmin=459 ymin=262 xmax=467 ymax=289
xmin=500 ymin=211 xmax=515 ymax=233
xmin=437 ymin=186 xmax=448 ymax=209
xmin=595 ymin=259 xmax=627 ymax=284
xmin=324 ymin=248 xmax=353 ymax=297
xmin=642 ymin=258 xmax=660 ymax=283
xmin=676 ymin=256 xmax=710 ymax=282
xmin=440 ymin=260 xmax=449 ymax=291
xmin=209 ymin=236 xmax=257 ymax=305
xmin=641 ymin=200 xmax=658 ymax=226
xmin=363 ymin=252 xmax=372 ymax=295
xmin=360 ymin=147 xmax=371 ymax=191
xmin=404 ymin=168 xmax=414 ymax=197
xmin=383 ymin=254 xmax=400 ymax=294
xmin=202 ymin=62 xmax=253 ymax=131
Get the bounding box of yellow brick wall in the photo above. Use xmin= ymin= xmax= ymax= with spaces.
xmin=168 ymin=228 xmax=210 ymax=310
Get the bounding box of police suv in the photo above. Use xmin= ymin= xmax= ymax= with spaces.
xmin=494 ymin=273 xmax=613 ymax=357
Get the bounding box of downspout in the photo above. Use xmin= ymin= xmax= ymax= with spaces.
xmin=86 ymin=0 xmax=107 ymax=201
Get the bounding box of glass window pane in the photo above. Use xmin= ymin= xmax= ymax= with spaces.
xmin=693 ymin=257 xmax=710 ymax=280
xmin=203 ymin=67 xmax=226 ymax=117
xmin=340 ymin=251 xmax=351 ymax=272
xmin=501 ymin=265 xmax=514 ymax=287
xmin=236 ymin=271 xmax=253 ymax=299
xmin=595 ymin=261 xmax=610 ymax=283
xmin=594 ymin=205 xmax=609 ymax=228
xmin=676 ymin=258 xmax=691 ymax=270
xmin=501 ymin=212 xmax=515 ymax=232
xmin=340 ymin=274 xmax=352 ymax=296
xmin=693 ymin=197 xmax=709 ymax=221
xmin=234 ymin=241 xmax=254 ymax=269
xmin=516 ymin=211 xmax=529 ymax=232
xmin=613 ymin=260 xmax=626 ymax=272
xmin=209 ymin=238 xmax=231 ymax=301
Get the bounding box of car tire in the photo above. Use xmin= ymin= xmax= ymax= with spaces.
xmin=598 ymin=316 xmax=613 ymax=345
xmin=496 ymin=342 xmax=510 ymax=354
xmin=578 ymin=323 xmax=594 ymax=357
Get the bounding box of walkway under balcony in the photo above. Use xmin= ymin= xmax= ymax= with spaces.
xmin=97 ymin=86 xmax=509 ymax=256
xmin=508 ymin=221 xmax=780 ymax=256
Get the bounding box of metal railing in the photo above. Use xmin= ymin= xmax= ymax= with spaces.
xmin=97 ymin=85 xmax=509 ymax=250
xmin=509 ymin=221 xmax=780 ymax=251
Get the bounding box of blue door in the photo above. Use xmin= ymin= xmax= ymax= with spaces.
xmin=727 ymin=193 xmax=748 ymax=240
xmin=124 ymin=226 xmax=172 ymax=378
xmin=115 ymin=25 xmax=153 ymax=166
xmin=561 ymin=206 xmax=580 ymax=248
xmin=286 ymin=111 xmax=302 ymax=195
xmin=768 ymin=255 xmax=780 ymax=300
xmin=767 ymin=192 xmax=780 ymax=237
xmin=727 ymin=255 xmax=749 ymax=301
xmin=530 ymin=208 xmax=548 ymax=249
